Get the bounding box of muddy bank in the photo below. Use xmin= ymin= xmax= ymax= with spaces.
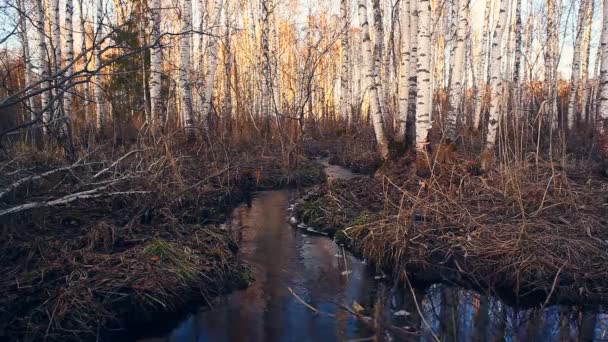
xmin=295 ymin=157 xmax=608 ymax=307
xmin=0 ymin=141 xmax=324 ymax=341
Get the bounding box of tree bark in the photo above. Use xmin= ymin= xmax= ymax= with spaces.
xmin=179 ymin=0 xmax=195 ymax=140
xmin=481 ymin=0 xmax=508 ymax=172
xmin=444 ymin=0 xmax=467 ymax=144
xmin=358 ymin=0 xmax=389 ymax=160
xmin=598 ymin=0 xmax=608 ymax=171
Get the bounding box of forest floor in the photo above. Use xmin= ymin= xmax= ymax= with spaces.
xmin=0 ymin=138 xmax=324 ymax=342
xmin=297 ymin=133 xmax=608 ymax=308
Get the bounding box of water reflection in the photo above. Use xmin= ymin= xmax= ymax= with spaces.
xmin=146 ymin=186 xmax=606 ymax=342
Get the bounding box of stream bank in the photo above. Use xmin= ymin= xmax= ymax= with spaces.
xmin=296 ymin=156 xmax=608 ymax=308
xmin=0 ymin=143 xmax=324 ymax=342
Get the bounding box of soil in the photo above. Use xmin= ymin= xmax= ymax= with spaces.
xmin=0 ymin=140 xmax=325 ymax=342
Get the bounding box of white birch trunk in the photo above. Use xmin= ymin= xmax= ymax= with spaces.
xmin=371 ymin=0 xmax=386 ymax=117
xmin=17 ymin=0 xmax=36 ymax=121
xmin=406 ymin=0 xmax=418 ymax=144
xmin=598 ymin=0 xmax=608 ymax=169
xmin=474 ymin=0 xmax=492 ymax=131
xmin=415 ymin=0 xmax=432 ymax=153
xmin=358 ymin=0 xmax=389 ymax=159
xmin=179 ymin=0 xmax=195 ymax=139
xmin=201 ymin=0 xmax=224 ymax=130
xmin=94 ymin=0 xmax=105 ymax=131
xmin=566 ymin=0 xmax=588 ymax=130
xmin=51 ymin=0 xmax=62 ymax=120
xmin=78 ymin=0 xmax=91 ymax=124
xmin=545 ymin=0 xmax=558 ymax=130
xmin=35 ymin=0 xmax=52 ymax=136
xmin=396 ymin=0 xmax=410 ymax=142
xmin=481 ymin=0 xmax=508 ymax=169
xmin=261 ymin=0 xmax=272 ymax=130
xmin=63 ymin=0 xmax=74 ymax=138
xmin=149 ymin=0 xmax=164 ymax=130
xmin=444 ymin=0 xmax=468 ymax=143
xmin=340 ymin=0 xmax=352 ymax=124
xmin=580 ymin=0 xmax=594 ymax=124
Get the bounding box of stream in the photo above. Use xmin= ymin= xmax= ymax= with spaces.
xmin=140 ymin=163 xmax=607 ymax=342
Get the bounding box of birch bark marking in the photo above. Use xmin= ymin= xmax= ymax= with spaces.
xmin=474 ymin=0 xmax=492 ymax=131
xmin=444 ymin=0 xmax=468 ymax=144
xmin=94 ymin=0 xmax=105 ymax=132
xmin=64 ymin=0 xmax=74 ymax=137
xmin=36 ymin=0 xmax=52 ymax=136
xmin=358 ymin=0 xmax=389 ymax=159
xmin=567 ymin=0 xmax=589 ymax=131
xmin=201 ymin=0 xmax=225 ymax=131
xmin=481 ymin=0 xmax=508 ymax=172
xmin=415 ymin=0 xmax=432 ymax=154
xmin=180 ymin=0 xmax=196 ymax=140
xmin=597 ymin=0 xmax=608 ymax=173
xmin=396 ymin=0 xmax=410 ymax=142
xmin=340 ymin=0 xmax=352 ymax=125
xmin=149 ymin=0 xmax=164 ymax=130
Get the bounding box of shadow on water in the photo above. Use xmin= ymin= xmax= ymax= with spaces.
xmin=139 ymin=163 xmax=608 ymax=342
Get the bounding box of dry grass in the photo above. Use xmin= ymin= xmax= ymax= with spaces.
xmin=298 ymin=155 xmax=608 ymax=306
xmin=0 ymin=138 xmax=324 ymax=341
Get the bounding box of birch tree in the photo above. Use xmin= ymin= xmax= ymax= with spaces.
xmin=371 ymin=0 xmax=386 ymax=117
xmin=406 ymin=0 xmax=418 ymax=144
xmin=149 ymin=0 xmax=164 ymax=130
xmin=94 ymin=0 xmax=105 ymax=132
xmin=415 ymin=0 xmax=432 ymax=157
xmin=201 ymin=0 xmax=225 ymax=131
xmin=261 ymin=0 xmax=272 ymax=132
xmin=444 ymin=0 xmax=468 ymax=145
xmin=50 ymin=0 xmax=62 ymax=119
xmin=16 ymin=0 xmax=35 ymax=122
xmin=396 ymin=0 xmax=410 ymax=142
xmin=340 ymin=0 xmax=352 ymax=125
xmin=358 ymin=0 xmax=389 ymax=159
xmin=473 ymin=0 xmax=492 ymax=131
xmin=545 ymin=0 xmax=558 ymax=130
xmin=63 ymin=0 xmax=74 ymax=139
xmin=35 ymin=0 xmax=52 ymax=136
xmin=598 ymin=0 xmax=608 ymax=173
xmin=179 ymin=0 xmax=195 ymax=140
xmin=566 ymin=0 xmax=589 ymax=131
xmin=580 ymin=0 xmax=594 ymax=124
xmin=481 ymin=0 xmax=508 ymax=171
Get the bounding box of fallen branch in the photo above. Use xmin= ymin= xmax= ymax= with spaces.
xmin=0 ymin=187 xmax=150 ymax=217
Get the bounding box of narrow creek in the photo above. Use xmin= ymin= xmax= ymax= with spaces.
xmin=140 ymin=163 xmax=608 ymax=341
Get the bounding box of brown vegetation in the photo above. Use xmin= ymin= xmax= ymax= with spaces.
xmin=0 ymin=138 xmax=324 ymax=341
xmin=297 ymin=136 xmax=608 ymax=307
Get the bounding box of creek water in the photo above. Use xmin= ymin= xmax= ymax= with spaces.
xmin=141 ymin=163 xmax=607 ymax=342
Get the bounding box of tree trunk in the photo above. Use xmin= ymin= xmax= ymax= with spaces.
xmin=396 ymin=0 xmax=410 ymax=143
xmin=473 ymin=0 xmax=492 ymax=131
xmin=358 ymin=0 xmax=389 ymax=160
xmin=36 ymin=0 xmax=52 ymax=136
xmin=444 ymin=0 xmax=468 ymax=144
xmin=94 ymin=0 xmax=105 ymax=132
xmin=201 ymin=0 xmax=225 ymax=131
xmin=567 ymin=0 xmax=589 ymax=131
xmin=371 ymin=0 xmax=386 ymax=118
xmin=340 ymin=0 xmax=352 ymax=125
xmin=406 ymin=0 xmax=418 ymax=145
xmin=51 ymin=0 xmax=62 ymax=121
xmin=62 ymin=0 xmax=74 ymax=154
xmin=481 ymin=0 xmax=508 ymax=172
xmin=545 ymin=0 xmax=558 ymax=130
xmin=179 ymin=0 xmax=195 ymax=140
xmin=149 ymin=0 xmax=164 ymax=131
xmin=261 ymin=0 xmax=272 ymax=133
xmin=580 ymin=0 xmax=594 ymax=125
xmin=598 ymin=0 xmax=608 ymax=172
xmin=415 ymin=0 xmax=432 ymax=155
